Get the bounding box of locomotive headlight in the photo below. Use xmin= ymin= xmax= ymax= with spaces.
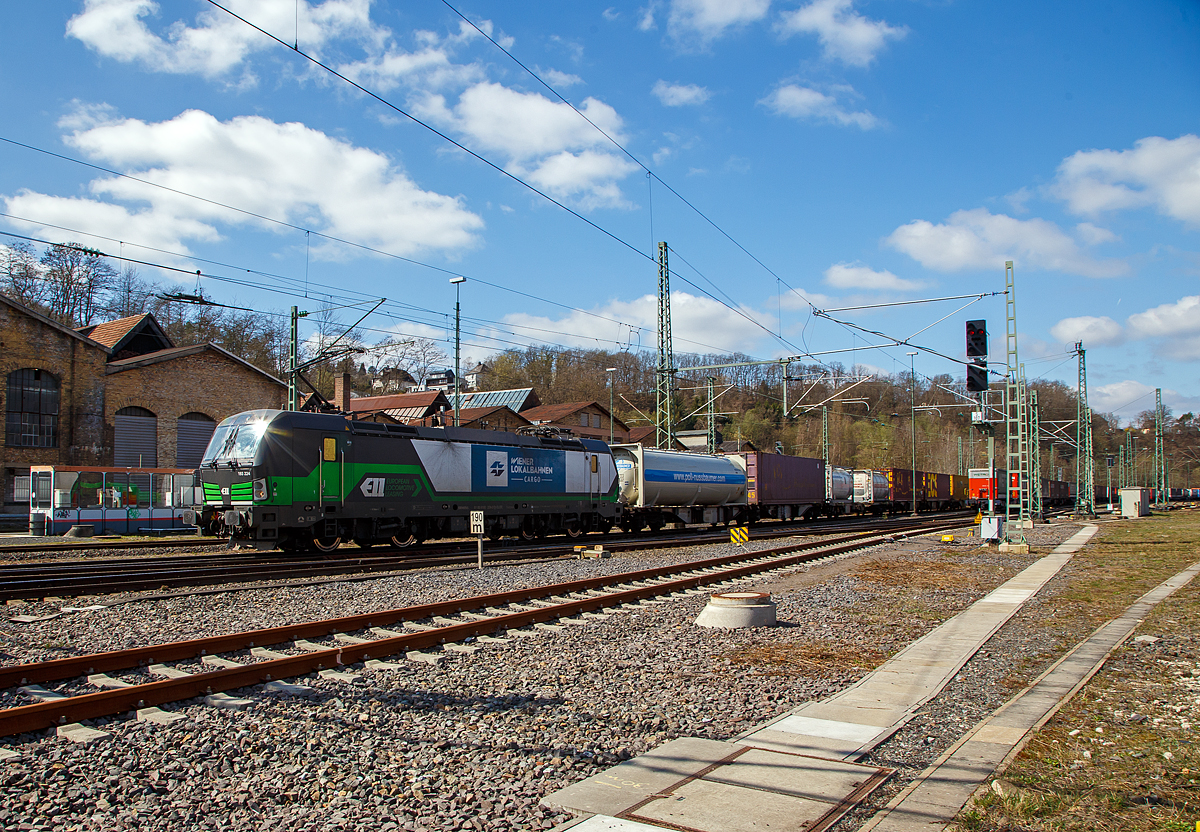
xmin=253 ymin=478 xmax=268 ymax=500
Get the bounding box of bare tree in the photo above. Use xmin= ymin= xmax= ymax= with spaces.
xmin=40 ymin=243 xmax=117 ymax=326
xmin=102 ymin=266 xmax=157 ymax=319
xmin=0 ymin=242 xmax=48 ymax=309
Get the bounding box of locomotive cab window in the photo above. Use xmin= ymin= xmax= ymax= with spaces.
xmin=201 ymin=418 xmax=269 ymax=465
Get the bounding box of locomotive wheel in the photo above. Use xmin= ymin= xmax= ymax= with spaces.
xmin=565 ymin=520 xmax=584 ymax=538
xmin=520 ymin=526 xmax=537 ymax=541
xmin=391 ymin=531 xmax=417 ymax=548
xmin=312 ymin=535 xmax=342 ymax=553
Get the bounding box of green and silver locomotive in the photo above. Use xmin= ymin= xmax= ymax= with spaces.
xmin=186 ymin=409 xmax=620 ymax=551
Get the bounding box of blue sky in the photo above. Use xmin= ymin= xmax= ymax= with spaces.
xmin=2 ymin=1 xmax=1198 ymax=422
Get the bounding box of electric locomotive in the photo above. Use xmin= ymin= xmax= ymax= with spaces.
xmin=185 ymin=409 xmax=620 ymax=551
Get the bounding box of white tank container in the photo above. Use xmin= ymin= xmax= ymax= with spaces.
xmin=612 ymin=445 xmax=747 ymax=508
xmin=827 ymin=466 xmax=853 ymax=501
xmin=852 ymin=469 xmax=889 ymax=503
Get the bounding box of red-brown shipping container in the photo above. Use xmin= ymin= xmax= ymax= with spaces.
xmin=740 ymin=452 xmax=825 ymax=506
xmin=882 ymin=467 xmax=914 ymax=506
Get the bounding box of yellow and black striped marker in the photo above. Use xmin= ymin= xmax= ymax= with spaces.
xmin=730 ymin=526 xmax=749 ymax=545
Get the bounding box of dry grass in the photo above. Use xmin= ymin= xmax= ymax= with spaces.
xmin=952 ymin=509 xmax=1200 ymax=832
xmin=720 ymin=641 xmax=887 ymax=678
xmin=850 ymin=555 xmax=999 ymax=592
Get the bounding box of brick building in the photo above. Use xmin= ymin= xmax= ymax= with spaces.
xmin=1 ymin=295 xmax=285 ymax=513
xmin=520 ymin=401 xmax=629 ymax=443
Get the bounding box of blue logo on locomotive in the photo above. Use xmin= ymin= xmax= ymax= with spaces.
xmin=473 ymin=446 xmax=565 ymax=492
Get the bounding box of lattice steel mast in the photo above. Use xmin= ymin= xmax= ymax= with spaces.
xmin=1029 ymin=380 xmax=1042 ymax=519
xmin=655 ymin=241 xmax=675 ymax=449
xmin=1003 ymin=262 xmax=1030 ymax=547
xmin=1155 ymin=388 xmax=1167 ymax=505
xmin=1075 ymin=342 xmax=1095 ymax=516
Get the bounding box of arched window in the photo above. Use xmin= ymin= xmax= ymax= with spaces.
xmin=176 ymin=412 xmax=217 ymax=468
xmin=5 ymin=369 xmax=59 ymax=448
xmin=114 ymin=406 xmax=157 ymax=467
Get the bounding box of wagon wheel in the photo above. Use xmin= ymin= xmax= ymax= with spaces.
xmin=312 ymin=534 xmax=342 ymax=553
xmin=391 ymin=531 xmax=418 ymax=548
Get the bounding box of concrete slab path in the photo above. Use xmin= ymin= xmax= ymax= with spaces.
xmin=546 ymin=524 xmax=1120 ymax=831
xmin=735 ymin=524 xmax=1099 ymax=761
xmin=858 ymin=558 xmax=1200 ymax=831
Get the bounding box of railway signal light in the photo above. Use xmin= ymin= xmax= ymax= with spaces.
xmin=967 ymin=361 xmax=988 ymax=392
xmin=966 ymin=320 xmax=987 ymax=358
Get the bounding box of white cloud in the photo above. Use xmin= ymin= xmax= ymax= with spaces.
xmin=823 ymin=262 xmax=922 ymax=291
xmin=67 ymin=0 xmax=382 ymax=80
xmin=668 ymin=0 xmax=771 ymax=44
xmin=1051 ymin=134 xmax=1200 ymax=227
xmin=1074 ymin=222 xmax=1118 ymax=246
xmin=777 ymin=0 xmax=907 ymax=68
xmin=638 ymin=3 xmax=660 ymax=31
xmin=416 ymin=83 xmax=638 ymax=208
xmin=1127 ymin=295 xmax=1200 ymax=337
xmin=652 ymin=80 xmax=712 ymax=106
xmin=886 ymin=208 xmax=1129 ymax=278
xmin=337 ymin=42 xmax=483 ymax=93
xmin=3 ymin=191 xmax=221 ymax=256
xmin=1049 ymin=315 xmax=1124 ymax=346
xmin=493 ymin=290 xmax=776 ymax=354
xmin=540 ymin=68 xmax=584 ymax=88
xmin=5 ymin=109 xmax=483 ymax=260
xmin=760 ymin=84 xmax=878 ymax=129
xmin=1089 ymin=381 xmax=1200 ymax=423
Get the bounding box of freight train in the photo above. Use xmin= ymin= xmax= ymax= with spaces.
xmin=968 ymin=468 xmax=1091 ymax=510
xmin=186 ymin=409 xmax=1080 ymax=551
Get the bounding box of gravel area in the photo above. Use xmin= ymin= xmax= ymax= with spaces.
xmin=0 ymin=520 xmax=1088 ymax=832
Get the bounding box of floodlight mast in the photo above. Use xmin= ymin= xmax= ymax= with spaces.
xmin=451 ymin=277 xmax=466 ymax=427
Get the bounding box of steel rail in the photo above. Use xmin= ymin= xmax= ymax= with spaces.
xmin=0 ymin=518 xmax=967 ymax=738
xmin=0 ymin=513 xmax=973 ymax=603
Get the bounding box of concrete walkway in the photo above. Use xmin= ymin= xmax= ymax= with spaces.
xmin=858 ymin=558 xmax=1200 ymax=831
xmin=735 ymin=524 xmax=1100 ymax=762
xmin=546 ymin=525 xmax=1104 ymax=831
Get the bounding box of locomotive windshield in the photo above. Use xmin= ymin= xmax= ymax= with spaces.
xmin=201 ymin=419 xmax=268 ymax=465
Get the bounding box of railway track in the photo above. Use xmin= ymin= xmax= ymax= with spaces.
xmin=0 ymin=516 xmax=969 ymax=740
xmin=0 ymin=512 xmax=972 ymax=602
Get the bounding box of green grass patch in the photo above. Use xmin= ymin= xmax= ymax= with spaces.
xmin=951 ymin=509 xmax=1200 ymax=831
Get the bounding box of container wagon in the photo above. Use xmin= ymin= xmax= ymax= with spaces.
xmin=739 ymin=451 xmax=825 ymax=521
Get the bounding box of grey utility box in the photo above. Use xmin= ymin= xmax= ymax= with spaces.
xmin=1118 ymin=488 xmax=1153 ymax=518
xmin=980 ymin=516 xmax=1004 ymax=541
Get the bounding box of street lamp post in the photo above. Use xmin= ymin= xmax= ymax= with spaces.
xmin=908 ymin=351 xmax=918 ymax=517
xmin=605 ymin=367 xmax=617 ymax=443
xmin=450 ymin=277 xmax=465 ymax=427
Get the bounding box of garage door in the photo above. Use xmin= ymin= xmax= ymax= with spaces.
xmin=114 ymin=407 xmax=157 ymax=467
xmin=176 ymin=413 xmax=217 ymax=468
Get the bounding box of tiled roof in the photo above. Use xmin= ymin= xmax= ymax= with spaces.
xmin=76 ymin=314 xmax=151 ymax=350
xmin=520 ymin=401 xmax=628 ymax=432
